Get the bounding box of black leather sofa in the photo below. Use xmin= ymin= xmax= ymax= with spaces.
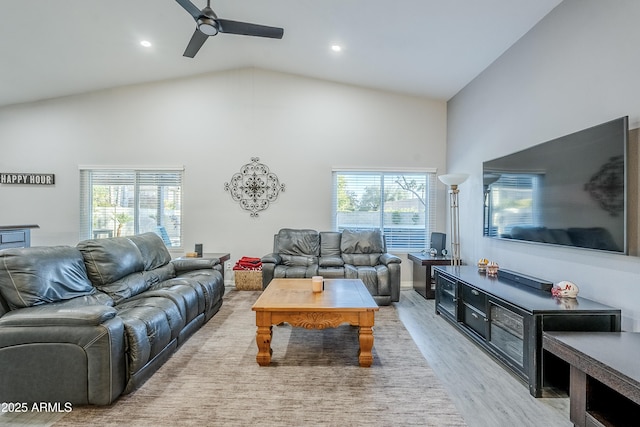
xmin=0 ymin=232 xmax=224 ymax=405
xmin=261 ymin=228 xmax=401 ymax=305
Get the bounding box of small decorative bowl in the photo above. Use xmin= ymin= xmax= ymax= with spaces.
xmin=486 ymin=261 xmax=499 ymax=276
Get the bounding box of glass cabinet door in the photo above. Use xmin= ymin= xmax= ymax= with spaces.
xmin=436 ymin=274 xmax=457 ymax=319
xmin=488 ymin=302 xmax=525 ymax=370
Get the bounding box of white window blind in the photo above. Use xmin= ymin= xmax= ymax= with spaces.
xmin=79 ymin=168 xmax=183 ymax=247
xmin=332 ymin=170 xmax=437 ymax=252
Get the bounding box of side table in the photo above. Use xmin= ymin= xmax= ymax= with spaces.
xmin=407 ymin=252 xmax=452 ymax=299
xmin=543 ymin=332 xmax=640 ymax=426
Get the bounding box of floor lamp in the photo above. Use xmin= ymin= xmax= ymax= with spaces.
xmin=438 ymin=173 xmax=469 ymax=266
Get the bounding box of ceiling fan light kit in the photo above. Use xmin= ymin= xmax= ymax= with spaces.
xmin=175 ymin=0 xmax=284 ymax=58
xmin=197 ymin=17 xmax=218 ymax=36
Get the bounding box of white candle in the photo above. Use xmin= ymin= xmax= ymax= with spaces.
xmin=312 ymin=276 xmax=323 ymax=293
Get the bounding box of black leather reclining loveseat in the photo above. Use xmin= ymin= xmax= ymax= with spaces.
xmin=0 ymin=232 xmax=225 ymax=405
xmin=261 ymin=228 xmax=401 ymax=305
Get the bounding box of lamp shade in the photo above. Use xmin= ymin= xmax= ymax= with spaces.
xmin=438 ymin=173 xmax=469 ymax=187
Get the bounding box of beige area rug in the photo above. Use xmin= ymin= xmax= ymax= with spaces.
xmin=55 ymin=289 xmax=466 ymax=427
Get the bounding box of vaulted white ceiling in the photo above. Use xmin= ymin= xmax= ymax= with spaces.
xmin=0 ymin=0 xmax=562 ymax=108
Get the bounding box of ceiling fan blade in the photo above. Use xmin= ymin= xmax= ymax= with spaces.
xmin=183 ymin=29 xmax=209 ymax=58
xmin=175 ymin=0 xmax=202 ymax=20
xmin=217 ymin=19 xmax=284 ymax=39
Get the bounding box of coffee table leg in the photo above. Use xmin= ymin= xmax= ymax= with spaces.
xmin=255 ymin=312 xmax=273 ymax=366
xmin=358 ymin=312 xmax=375 ymax=367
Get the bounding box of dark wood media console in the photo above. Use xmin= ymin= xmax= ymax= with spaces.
xmin=434 ymin=266 xmax=621 ymax=397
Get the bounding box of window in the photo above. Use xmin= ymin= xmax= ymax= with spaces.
xmin=332 ymin=170 xmax=437 ymax=252
xmin=79 ymin=167 xmax=183 ymax=247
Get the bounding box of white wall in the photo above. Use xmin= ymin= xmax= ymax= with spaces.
xmin=447 ymin=0 xmax=640 ymax=330
xmin=0 ymin=68 xmax=447 ymax=284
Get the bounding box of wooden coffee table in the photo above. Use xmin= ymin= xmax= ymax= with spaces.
xmin=251 ymin=278 xmax=379 ymax=367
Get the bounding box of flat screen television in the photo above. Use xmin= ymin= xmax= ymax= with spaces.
xmin=483 ymin=116 xmax=628 ymax=254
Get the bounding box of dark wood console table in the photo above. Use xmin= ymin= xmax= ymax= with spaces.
xmin=434 ymin=266 xmax=621 ymax=397
xmin=543 ymin=332 xmax=640 ymax=427
xmin=407 ymin=252 xmax=452 ymax=299
xmin=0 ymin=224 xmax=39 ymax=250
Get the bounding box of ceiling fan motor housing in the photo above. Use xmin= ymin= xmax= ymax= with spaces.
xmin=198 ymin=6 xmax=218 ymax=35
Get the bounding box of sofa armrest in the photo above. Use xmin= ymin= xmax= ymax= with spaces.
xmin=171 ymin=258 xmax=220 ymax=273
xmin=379 ymin=253 xmax=402 ymax=265
xmin=0 ymin=304 xmax=117 ymax=327
xmin=0 ymin=313 xmax=126 ymax=405
xmin=261 ymin=253 xmax=282 ymax=265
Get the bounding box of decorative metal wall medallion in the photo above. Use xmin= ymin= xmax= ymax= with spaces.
xmin=224 ymin=157 xmax=285 ymax=217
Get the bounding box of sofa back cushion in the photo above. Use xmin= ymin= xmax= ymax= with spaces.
xmin=320 ymin=232 xmax=342 ymax=256
xmin=77 ymin=237 xmax=144 ymax=286
xmin=0 ymin=246 xmax=96 ymax=310
xmin=275 ymin=229 xmax=320 ymax=267
xmin=341 ymin=229 xmax=384 ymax=253
xmin=319 ymin=232 xmax=344 ymax=267
xmin=128 ymin=232 xmax=172 ymax=270
xmin=341 ymin=229 xmax=385 ymax=267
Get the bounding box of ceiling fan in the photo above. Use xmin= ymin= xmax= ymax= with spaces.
xmin=175 ymin=0 xmax=284 ymax=58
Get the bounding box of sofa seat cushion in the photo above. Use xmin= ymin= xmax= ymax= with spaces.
xmin=281 ymin=254 xmax=317 ymax=267
xmin=0 ymin=246 xmax=96 ymax=310
xmin=344 ymin=264 xmax=389 ymax=297
xmin=115 ymin=296 xmax=185 ymax=375
xmin=174 ymin=270 xmax=225 ymax=315
xmin=137 ymin=284 xmax=201 ymax=325
xmin=319 ymin=256 xmax=344 ymax=267
xmin=342 ymin=253 xmax=381 ymax=267
xmin=77 ymin=237 xmax=144 ymax=286
xmin=273 ymin=265 xmax=318 ymax=279
xmin=151 ymin=278 xmax=205 ymax=317
xmin=317 ymin=267 xmax=345 ymax=278
xmin=96 ymin=263 xmax=178 ymax=305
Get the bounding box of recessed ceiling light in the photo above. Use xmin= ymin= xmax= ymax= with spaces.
xmin=331 ymin=45 xmax=342 ymax=52
xmin=140 ymin=40 xmax=152 ymax=48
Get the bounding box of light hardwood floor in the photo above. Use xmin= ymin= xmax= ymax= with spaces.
xmin=395 ymin=288 xmax=571 ymax=427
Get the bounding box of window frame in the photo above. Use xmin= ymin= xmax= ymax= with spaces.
xmin=79 ymin=166 xmax=184 ymax=247
xmin=332 ymin=168 xmax=437 ymax=253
